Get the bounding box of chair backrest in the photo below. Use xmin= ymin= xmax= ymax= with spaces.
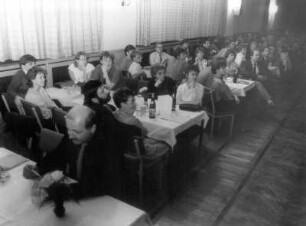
xmin=38 ymin=128 xmax=64 ymax=154
xmin=202 ymin=86 xmax=216 ymax=114
xmin=52 ymin=108 xmax=67 ymax=134
xmin=1 ymin=93 xmax=11 ymax=113
xmin=20 ymin=100 xmax=44 ymax=129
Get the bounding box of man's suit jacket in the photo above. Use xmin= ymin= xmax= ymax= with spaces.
xmin=240 ymin=60 xmax=269 ymax=80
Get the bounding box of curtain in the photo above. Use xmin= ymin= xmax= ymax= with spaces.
xmin=0 ymin=0 xmax=103 ymax=61
xmin=225 ymin=0 xmax=242 ymax=36
xmin=238 ymin=0 xmax=270 ymax=33
xmin=136 ymin=0 xmax=227 ymax=46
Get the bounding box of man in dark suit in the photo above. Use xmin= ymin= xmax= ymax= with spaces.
xmin=240 ymin=49 xmax=274 ymax=106
xmin=39 ymin=105 xmax=125 ymax=198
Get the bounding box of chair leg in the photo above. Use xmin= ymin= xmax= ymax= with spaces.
xmin=138 ymin=167 xmax=144 ymax=206
xmin=229 ymin=115 xmax=235 ymax=137
xmin=210 ymin=116 xmax=215 ymax=137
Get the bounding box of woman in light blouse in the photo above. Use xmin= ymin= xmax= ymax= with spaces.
xmin=25 ymin=66 xmax=58 ymax=120
xmin=68 ymin=51 xmax=95 ymax=84
xmin=176 ymin=65 xmax=204 ymax=106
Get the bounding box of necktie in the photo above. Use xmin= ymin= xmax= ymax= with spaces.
xmin=252 ymin=63 xmax=257 ymax=74
xmin=76 ymin=143 xmax=87 ymax=181
xmin=159 ymin=53 xmax=163 ymax=63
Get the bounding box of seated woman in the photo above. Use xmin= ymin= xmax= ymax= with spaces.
xmin=128 ymin=50 xmax=146 ymax=79
xmin=91 ymin=51 xmax=125 ymax=90
xmin=176 ymin=65 xmax=204 ymax=106
xmin=68 ymin=51 xmax=95 ymax=85
xmin=235 ymin=44 xmax=247 ymax=68
xmin=25 ymin=66 xmax=58 ymax=120
xmin=224 ymin=50 xmax=239 ymax=78
xmin=194 ymin=47 xmax=210 ymax=72
xmin=147 ymin=63 xmax=176 ymax=97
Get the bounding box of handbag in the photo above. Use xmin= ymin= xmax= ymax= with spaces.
xmin=179 ymin=104 xmax=202 ymax=112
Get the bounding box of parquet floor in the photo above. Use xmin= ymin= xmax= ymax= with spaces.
xmin=153 ymin=75 xmax=306 ymax=226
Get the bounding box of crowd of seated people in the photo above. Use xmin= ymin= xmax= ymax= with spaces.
xmin=3 ymin=30 xmax=306 ymax=202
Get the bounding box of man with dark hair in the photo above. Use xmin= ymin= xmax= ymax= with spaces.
xmin=147 ymin=63 xmax=175 ymax=96
xmin=39 ymin=105 xmax=124 ymax=198
xmin=166 ymin=45 xmax=189 ymax=84
xmin=149 ymin=42 xmax=173 ymax=66
xmin=7 ymin=54 xmax=36 ymax=108
xmin=91 ymin=51 xmax=124 ymax=90
xmin=240 ymin=49 xmax=274 ymax=106
xmin=120 ymin=44 xmax=136 ymax=71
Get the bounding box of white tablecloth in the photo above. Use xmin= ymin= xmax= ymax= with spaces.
xmin=0 ymin=148 xmax=152 ymax=226
xmin=136 ymin=108 xmax=209 ymax=148
xmin=224 ymin=77 xmax=255 ymax=97
xmin=46 ymin=87 xmax=84 ymax=107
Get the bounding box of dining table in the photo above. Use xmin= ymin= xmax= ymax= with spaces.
xmin=224 ymin=77 xmax=256 ymax=97
xmin=0 ymin=147 xmax=152 ymax=226
xmin=46 ymin=86 xmax=84 ymax=107
xmin=136 ymin=106 xmax=209 ymax=149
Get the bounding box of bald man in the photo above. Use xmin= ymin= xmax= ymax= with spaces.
xmin=39 ymin=105 xmax=123 ymax=198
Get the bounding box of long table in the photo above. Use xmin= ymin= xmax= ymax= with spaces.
xmin=136 ymin=109 xmax=209 ymax=148
xmin=0 ymin=148 xmax=152 ymax=226
xmin=224 ymin=77 xmax=256 ymax=97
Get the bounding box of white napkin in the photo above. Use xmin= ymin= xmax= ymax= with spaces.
xmin=157 ymin=95 xmax=172 ymax=114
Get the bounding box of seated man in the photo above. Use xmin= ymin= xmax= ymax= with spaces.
xmin=39 ymin=106 xmax=124 ymax=198
xmin=147 ymin=63 xmax=176 ymax=97
xmin=149 ymin=42 xmax=173 ymax=66
xmin=166 ymin=45 xmax=189 ymax=84
xmin=113 ymin=88 xmax=148 ymax=137
xmin=120 ymin=44 xmax=136 ymax=71
xmin=7 ymin=54 xmax=36 ymax=108
xmin=113 ymin=87 xmax=170 ymax=196
xmin=206 ymin=58 xmax=238 ymax=112
xmin=91 ymin=51 xmax=125 ymax=90
xmin=240 ymin=49 xmax=274 ymax=106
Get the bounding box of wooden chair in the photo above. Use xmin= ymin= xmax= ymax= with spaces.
xmin=124 ymin=136 xmax=145 ymax=206
xmin=20 ymin=100 xmax=44 ymax=130
xmin=52 ymin=108 xmax=67 ymax=134
xmin=1 ymin=93 xmax=11 ymax=113
xmin=202 ymin=86 xmax=236 ymax=137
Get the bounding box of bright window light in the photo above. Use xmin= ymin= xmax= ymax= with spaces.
xmin=228 ymin=0 xmax=242 ymax=15
xmin=269 ymin=0 xmax=278 ymax=15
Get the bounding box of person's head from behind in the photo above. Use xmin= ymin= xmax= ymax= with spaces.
xmin=124 ymin=45 xmax=136 ymax=57
xmin=212 ymin=58 xmax=226 ymax=78
xmin=155 ymin=42 xmax=163 ymax=54
xmin=251 ymin=49 xmax=260 ymax=63
xmin=100 ymin=51 xmax=115 ymax=71
xmin=202 ymin=38 xmax=211 ymax=48
xmin=113 ymin=87 xmax=136 ymax=115
xmin=224 ymin=50 xmax=236 ymax=63
xmin=74 ymin=51 xmax=88 ymax=68
xmin=172 ymin=45 xmax=187 ymax=60
xmin=262 ymin=47 xmax=270 ymax=58
xmin=65 ymin=106 xmax=96 ymax=145
xmin=19 ymin=54 xmax=36 ymax=72
xmin=186 ymin=65 xmax=199 ymax=83
xmin=130 ymin=50 xmax=143 ymax=64
xmin=82 ymin=80 xmax=111 ymax=105
xmin=27 ymin=66 xmax=47 ymax=88
xmin=150 ymin=63 xmax=166 ymax=82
